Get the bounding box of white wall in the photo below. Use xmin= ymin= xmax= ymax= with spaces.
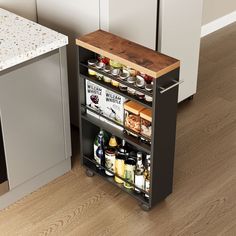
xmin=202 ymin=0 xmax=236 ymax=24
xmin=0 ymin=0 xmax=37 ymax=21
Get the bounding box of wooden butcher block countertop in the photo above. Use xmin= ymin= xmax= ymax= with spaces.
xmin=76 ymin=30 xmax=180 ymax=78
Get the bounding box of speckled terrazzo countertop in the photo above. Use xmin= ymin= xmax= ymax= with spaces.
xmin=0 ymin=8 xmax=68 ymax=72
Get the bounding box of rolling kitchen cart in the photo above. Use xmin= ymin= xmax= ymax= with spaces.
xmin=76 ymin=30 xmax=180 ymax=210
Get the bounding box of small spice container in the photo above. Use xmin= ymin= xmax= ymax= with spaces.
xmin=110 ymin=60 xmax=123 ymax=68
xmin=87 ymin=59 xmax=98 ymax=76
xmin=145 ymin=95 xmax=153 ymax=103
xmin=119 ymin=72 xmax=129 ymax=80
xmin=136 ymin=91 xmax=145 ymax=100
xmin=95 ymin=61 xmax=105 ymax=70
xmin=145 ymin=83 xmax=153 ymax=92
xmin=127 ymin=77 xmax=137 ymax=95
xmin=111 ymin=68 xmax=120 ymax=87
xmin=111 ymin=68 xmax=120 ymax=76
xmin=103 ymin=76 xmax=112 ymax=83
xmin=119 ymin=83 xmax=128 ymax=92
xmin=124 ymin=101 xmax=145 ymax=136
xmin=103 ymin=65 xmax=112 ymax=73
xmin=140 ymin=108 xmax=152 ymax=139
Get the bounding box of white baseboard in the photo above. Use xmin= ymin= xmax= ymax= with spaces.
xmin=201 ymin=11 xmax=236 ymax=37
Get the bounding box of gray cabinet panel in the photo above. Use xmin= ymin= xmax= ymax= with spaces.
xmin=0 ymin=52 xmax=66 ymax=189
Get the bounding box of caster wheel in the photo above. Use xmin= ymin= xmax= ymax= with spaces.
xmin=139 ymin=203 xmax=150 ymax=211
xmin=86 ymin=169 xmax=94 ymax=177
xmin=188 ymin=95 xmax=194 ymax=101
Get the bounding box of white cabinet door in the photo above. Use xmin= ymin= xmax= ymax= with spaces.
xmin=36 ymin=0 xmax=100 ymax=126
xmin=0 ymin=52 xmax=66 ymax=189
xmin=0 ymin=0 xmax=37 ymax=21
xmin=158 ymin=0 xmax=203 ymax=101
xmin=101 ymin=0 xmax=158 ymax=50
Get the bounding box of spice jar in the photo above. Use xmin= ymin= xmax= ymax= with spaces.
xmin=87 ymin=59 xmax=98 ymax=76
xmin=140 ymin=108 xmax=152 ymax=139
xmin=123 ymin=66 xmax=137 ymax=77
xmin=145 ymin=95 xmax=153 ymax=103
xmin=119 ymin=72 xmax=129 ymax=80
xmin=103 ymin=76 xmax=112 ymax=83
xmin=124 ymin=101 xmax=145 ymax=136
xmin=103 ymin=65 xmax=112 ymax=73
xmin=111 ymin=68 xmax=120 ymax=87
xmin=119 ymin=83 xmax=128 ymax=92
xmin=136 ymin=75 xmax=146 ymax=88
xmin=124 ymin=158 xmax=136 ymax=189
xmin=136 ymin=91 xmax=145 ymax=100
xmin=110 ymin=60 xmax=122 ymax=68
xmin=127 ymin=77 xmax=137 ymax=95
xmin=145 ymin=83 xmax=153 ymax=92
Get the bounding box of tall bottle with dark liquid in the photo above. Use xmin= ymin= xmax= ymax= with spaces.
xmin=94 ymin=130 xmax=108 ymax=166
xmin=95 ymin=132 xmax=105 ymax=169
xmin=105 ymin=136 xmax=117 ymax=176
xmin=117 ymin=139 xmax=128 ymax=156
xmin=134 ymin=152 xmax=144 ymax=193
xmin=144 ymin=164 xmax=151 ymax=198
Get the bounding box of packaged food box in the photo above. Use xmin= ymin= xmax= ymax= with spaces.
xmin=104 ymin=89 xmax=127 ymax=125
xmin=86 ymin=80 xmax=127 ymax=129
xmin=124 ymin=101 xmax=145 ymax=136
xmin=140 ymin=108 xmax=152 ymax=139
xmin=86 ymin=80 xmax=105 ymax=115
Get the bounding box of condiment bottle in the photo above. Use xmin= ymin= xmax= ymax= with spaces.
xmin=105 ymin=136 xmax=118 ymax=176
xmin=124 ymin=158 xmax=136 ymax=189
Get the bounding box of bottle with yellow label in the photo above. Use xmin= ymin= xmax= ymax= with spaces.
xmin=124 ymin=158 xmax=136 ymax=189
xmin=114 ymin=154 xmax=125 ymax=183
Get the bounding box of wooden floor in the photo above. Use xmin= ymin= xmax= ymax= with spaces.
xmin=1 ymin=23 xmax=236 ymax=236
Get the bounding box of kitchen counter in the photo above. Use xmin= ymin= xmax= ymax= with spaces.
xmin=0 ymin=8 xmax=68 ymax=71
xmin=0 ymin=9 xmax=71 ymax=210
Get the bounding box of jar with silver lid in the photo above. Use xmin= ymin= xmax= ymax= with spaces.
xmin=136 ymin=75 xmax=146 ymax=88
xmin=145 ymin=95 xmax=153 ymax=103
xmin=127 ymin=77 xmax=137 ymax=95
xmin=87 ymin=59 xmax=98 ymax=76
xmin=119 ymin=83 xmax=128 ymax=92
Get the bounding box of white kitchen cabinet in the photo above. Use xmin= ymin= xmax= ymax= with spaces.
xmin=0 ymin=0 xmax=37 ymax=21
xmin=36 ymin=0 xmax=100 ymax=126
xmin=158 ymin=0 xmax=203 ymax=102
xmin=101 ymin=0 xmax=158 ymax=50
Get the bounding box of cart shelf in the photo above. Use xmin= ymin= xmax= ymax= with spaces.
xmin=76 ymin=30 xmax=180 ymax=210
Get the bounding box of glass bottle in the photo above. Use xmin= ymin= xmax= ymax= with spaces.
xmin=145 ymin=154 xmax=151 ymax=168
xmin=124 ymin=158 xmax=136 ymax=189
xmin=95 ymin=133 xmax=105 ymax=169
xmin=94 ymin=129 xmax=108 ymax=162
xmin=144 ymin=164 xmax=151 ymax=198
xmin=134 ymin=152 xmax=145 ymax=193
xmin=105 ymin=136 xmax=117 ymax=176
xmin=117 ymin=139 xmax=128 ymax=157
